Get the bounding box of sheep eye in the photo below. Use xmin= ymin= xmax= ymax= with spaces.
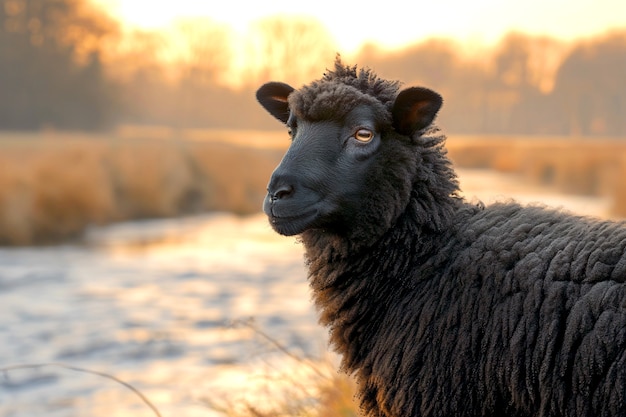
xmin=354 ymin=129 xmax=374 ymax=142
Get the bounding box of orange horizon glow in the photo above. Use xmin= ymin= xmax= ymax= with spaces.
xmin=88 ymin=0 xmax=626 ymax=90
xmin=95 ymin=0 xmax=626 ymax=52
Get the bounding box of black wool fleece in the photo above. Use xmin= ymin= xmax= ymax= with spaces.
xmin=257 ymin=57 xmax=626 ymax=417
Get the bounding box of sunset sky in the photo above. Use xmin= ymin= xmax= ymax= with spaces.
xmin=96 ymin=0 xmax=626 ymax=51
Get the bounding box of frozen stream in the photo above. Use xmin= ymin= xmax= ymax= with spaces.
xmin=0 ymin=212 xmax=322 ymax=417
xmin=0 ymin=169 xmax=613 ymax=417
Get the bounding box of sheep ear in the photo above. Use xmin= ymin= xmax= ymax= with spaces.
xmin=392 ymin=87 xmax=443 ymax=135
xmin=256 ymin=82 xmax=295 ymax=124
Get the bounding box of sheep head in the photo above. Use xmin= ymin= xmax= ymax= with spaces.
xmin=256 ymin=61 xmax=444 ymax=242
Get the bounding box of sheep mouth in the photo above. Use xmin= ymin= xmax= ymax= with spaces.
xmin=268 ymin=209 xmax=319 ymax=236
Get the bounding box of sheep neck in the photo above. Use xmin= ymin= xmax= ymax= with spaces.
xmin=301 ymin=190 xmax=463 ymax=367
xmin=298 ymin=128 xmax=464 ymax=374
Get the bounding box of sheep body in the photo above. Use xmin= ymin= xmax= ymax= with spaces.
xmin=256 ymin=59 xmax=626 ymax=417
xmin=306 ymin=199 xmax=626 ymax=416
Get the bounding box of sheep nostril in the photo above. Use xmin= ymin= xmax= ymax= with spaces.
xmin=269 ymin=184 xmax=294 ymax=202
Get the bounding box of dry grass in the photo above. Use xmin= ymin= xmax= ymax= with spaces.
xmin=447 ymin=135 xmax=626 ymax=218
xmin=0 ymin=131 xmax=284 ymax=245
xmin=203 ymin=364 xmax=358 ymax=417
xmin=0 ymin=130 xmax=624 ymax=245
xmin=201 ymin=321 xmax=359 ymax=417
xmin=612 ymin=155 xmax=626 ymax=217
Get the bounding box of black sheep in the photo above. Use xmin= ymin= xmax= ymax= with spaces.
xmin=256 ymin=57 xmax=626 ymax=417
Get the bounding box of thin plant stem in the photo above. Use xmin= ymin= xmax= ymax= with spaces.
xmin=0 ymin=362 xmax=163 ymax=417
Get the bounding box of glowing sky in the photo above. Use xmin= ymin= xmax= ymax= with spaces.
xmin=97 ymin=0 xmax=626 ymax=51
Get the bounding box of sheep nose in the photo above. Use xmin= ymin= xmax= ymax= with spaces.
xmin=268 ymin=184 xmax=294 ymax=202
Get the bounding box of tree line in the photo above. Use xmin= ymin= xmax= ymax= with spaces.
xmin=0 ymin=0 xmax=117 ymax=130
xmin=1 ymin=0 xmax=625 ymax=136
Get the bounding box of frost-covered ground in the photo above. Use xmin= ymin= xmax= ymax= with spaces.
xmin=0 ymin=212 xmax=320 ymax=417
xmin=0 ymin=169 xmax=611 ymax=417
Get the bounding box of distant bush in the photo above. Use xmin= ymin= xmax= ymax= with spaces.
xmin=0 ymin=132 xmax=283 ymax=245
xmin=447 ymin=136 xmax=626 ymax=218
xmin=612 ymin=156 xmax=626 ymax=218
xmin=0 ymin=131 xmax=623 ymax=245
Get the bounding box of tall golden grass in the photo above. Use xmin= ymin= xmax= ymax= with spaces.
xmin=446 ymin=135 xmax=626 ymax=218
xmin=203 ymin=361 xmax=358 ymax=417
xmin=0 ymin=131 xmax=284 ymax=245
xmin=614 ymin=155 xmax=626 ymax=217
xmin=0 ymin=130 xmax=624 ymax=245
xmin=201 ymin=321 xmax=359 ymax=417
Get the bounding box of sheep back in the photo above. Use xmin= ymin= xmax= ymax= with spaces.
xmin=305 ymin=201 xmax=626 ymax=417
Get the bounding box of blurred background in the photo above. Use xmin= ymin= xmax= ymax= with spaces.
xmin=0 ymin=0 xmax=625 ymax=416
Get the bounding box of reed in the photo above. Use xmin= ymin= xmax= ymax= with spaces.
xmin=612 ymin=155 xmax=626 ymax=217
xmin=447 ymin=135 xmax=626 ymax=218
xmin=0 ymin=132 xmax=282 ymax=245
xmin=0 ymin=131 xmax=624 ymax=245
xmin=201 ymin=320 xmax=359 ymax=417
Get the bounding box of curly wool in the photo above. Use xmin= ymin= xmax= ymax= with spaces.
xmin=288 ymin=56 xmax=401 ymax=124
xmin=305 ymin=200 xmax=626 ymax=417
xmin=292 ymin=64 xmax=626 ymax=417
xmin=265 ymin=60 xmax=626 ymax=417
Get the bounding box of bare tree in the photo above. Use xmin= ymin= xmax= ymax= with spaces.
xmin=172 ymin=18 xmax=234 ymax=86
xmin=246 ymin=16 xmax=337 ymax=87
xmin=552 ymin=31 xmax=626 ymax=136
xmin=0 ymin=0 xmax=119 ymax=130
